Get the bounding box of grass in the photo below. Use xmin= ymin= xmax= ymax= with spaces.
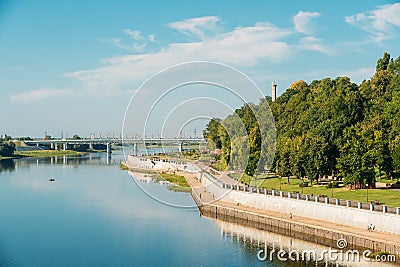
xmin=15 ymin=150 xmax=86 ymax=157
xmin=0 ymin=155 xmax=20 ymax=160
xmin=158 ymin=172 xmax=190 ymax=188
xmin=120 ymin=162 xmax=129 ymax=170
xmin=167 ymin=185 xmax=192 ymax=193
xmin=230 ymin=173 xmax=400 ymax=207
xmin=211 ymin=162 xmax=226 ymax=171
xmin=127 ymin=168 xmax=157 ymax=174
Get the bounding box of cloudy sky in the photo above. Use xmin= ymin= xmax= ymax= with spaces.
xmin=1 ymin=0 xmax=400 ymax=137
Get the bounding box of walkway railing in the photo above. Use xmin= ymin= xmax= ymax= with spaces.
xmin=201 ymin=170 xmax=400 ymax=216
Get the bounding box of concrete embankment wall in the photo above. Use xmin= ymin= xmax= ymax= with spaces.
xmin=126 ymin=155 xmax=187 ymax=171
xmin=223 ymin=188 xmax=400 ymax=235
xmin=126 ymin=155 xmax=155 ymax=169
xmin=197 ymin=172 xmax=400 ymax=235
xmin=191 ymin=192 xmax=400 ymax=256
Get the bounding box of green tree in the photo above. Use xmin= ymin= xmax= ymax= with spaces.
xmin=72 ymin=134 xmax=82 ymax=140
xmin=276 ymin=136 xmax=292 ymax=179
xmin=336 ymin=125 xmax=374 ymax=188
xmin=203 ymin=118 xmax=224 ymax=149
xmin=0 ymin=142 xmax=16 ymax=157
xmin=376 ymin=52 xmax=391 ymax=71
xmin=246 ymin=125 xmax=261 ymax=176
xmin=205 ymin=52 xmax=400 ymax=188
xmin=390 ymin=136 xmax=400 ymax=178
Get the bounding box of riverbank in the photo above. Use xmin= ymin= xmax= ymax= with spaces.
xmin=0 ymin=155 xmax=21 ymax=161
xmin=14 ymin=150 xmax=86 ymax=157
xmin=234 ymin=172 xmax=400 ymax=207
xmin=123 ymin=155 xmax=400 ymax=258
xmin=183 ymin=171 xmax=400 ymax=260
xmin=122 ymin=161 xmax=191 ymax=192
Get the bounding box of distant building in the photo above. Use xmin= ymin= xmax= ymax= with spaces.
xmin=272 ymin=82 xmax=277 ymax=102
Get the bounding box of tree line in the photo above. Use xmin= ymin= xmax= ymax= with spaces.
xmin=0 ymin=135 xmax=15 ymax=157
xmin=203 ymin=53 xmax=400 ymax=188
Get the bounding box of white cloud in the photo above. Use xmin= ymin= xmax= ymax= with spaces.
xmin=103 ymin=37 xmax=147 ymax=52
xmin=10 ymin=88 xmax=73 ymax=103
xmin=167 ymin=16 xmax=221 ymax=40
xmin=19 ymin=16 xmax=334 ymax=102
xmin=148 ymin=34 xmax=156 ymax=43
xmin=65 ymin=20 xmax=294 ymax=95
xmin=301 ymin=67 xmax=375 ymax=85
xmin=106 ymin=38 xmax=127 ymax=50
xmin=337 ymin=67 xmax=375 ymax=83
xmin=298 ymin=36 xmax=332 ymax=54
xmin=102 ymin=29 xmax=150 ymax=52
xmin=123 ymin=29 xmax=143 ymax=40
xmin=345 ymin=3 xmax=400 ymax=43
xmin=293 ymin=11 xmax=321 ymax=34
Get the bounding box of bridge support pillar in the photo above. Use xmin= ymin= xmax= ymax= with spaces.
xmin=63 ymin=143 xmax=68 ymax=150
xmin=50 ymin=143 xmax=54 ymax=149
xmin=179 ymin=142 xmax=183 ymax=153
xmin=54 ymin=143 xmax=57 ymax=150
xmin=89 ymin=143 xmax=93 ymax=150
xmin=36 ymin=143 xmax=39 ymax=147
xmin=106 ymin=143 xmax=111 ymax=154
xmin=133 ymin=143 xmax=138 ymax=156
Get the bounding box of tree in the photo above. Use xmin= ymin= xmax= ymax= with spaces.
xmin=205 ymin=52 xmax=400 ymax=188
xmin=276 ymin=136 xmax=292 ymax=178
xmin=72 ymin=134 xmax=82 ymax=140
xmin=203 ymin=118 xmax=224 ymax=150
xmin=0 ymin=142 xmax=16 ymax=157
xmin=371 ymin=130 xmax=392 ymax=180
xmin=376 ymin=52 xmax=391 ymax=71
xmin=336 ymin=125 xmax=374 ymax=188
xmin=246 ymin=125 xmax=261 ymax=176
xmin=290 ymin=136 xmax=306 ymax=181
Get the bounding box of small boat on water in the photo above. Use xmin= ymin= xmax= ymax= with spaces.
xmin=48 ymin=178 xmax=56 ymax=182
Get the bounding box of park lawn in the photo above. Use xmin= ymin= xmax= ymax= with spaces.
xmin=15 ymin=150 xmax=85 ymax=157
xmin=158 ymin=172 xmax=190 ymax=188
xmin=231 ymin=173 xmax=400 ymax=207
xmin=0 ymin=156 xmax=17 ymax=160
xmin=331 ymin=189 xmax=400 ymax=207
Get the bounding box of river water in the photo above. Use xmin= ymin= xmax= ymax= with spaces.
xmin=0 ymin=151 xmax=387 ymax=266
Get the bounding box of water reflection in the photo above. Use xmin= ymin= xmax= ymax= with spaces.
xmin=0 ymin=153 xmax=120 ymax=173
xmin=0 ymin=159 xmax=15 ymax=172
xmin=0 ymin=146 xmax=180 ymax=173
xmin=215 ymin=219 xmax=395 ymax=266
xmin=2 ymin=151 xmax=394 ymax=266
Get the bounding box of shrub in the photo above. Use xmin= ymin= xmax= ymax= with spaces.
xmin=326 ymin=181 xmax=340 ymax=188
xmin=299 ymin=181 xmax=309 ymax=187
xmin=0 ymin=142 xmax=15 ymax=157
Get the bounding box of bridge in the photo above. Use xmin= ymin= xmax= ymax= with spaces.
xmin=24 ymin=137 xmax=207 ymax=154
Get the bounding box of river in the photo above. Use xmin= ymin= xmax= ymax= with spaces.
xmin=0 ymin=150 xmax=387 ymax=266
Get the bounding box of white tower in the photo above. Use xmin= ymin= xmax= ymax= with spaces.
xmin=272 ymin=82 xmax=277 ymax=102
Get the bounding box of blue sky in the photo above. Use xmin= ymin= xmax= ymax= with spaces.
xmin=1 ymin=0 xmax=400 ymax=137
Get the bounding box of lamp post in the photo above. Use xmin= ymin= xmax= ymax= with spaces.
xmin=331 ymin=181 xmax=333 ymax=197
xmin=366 ymin=183 xmax=369 ymax=202
xmin=301 ymin=177 xmax=304 ymax=194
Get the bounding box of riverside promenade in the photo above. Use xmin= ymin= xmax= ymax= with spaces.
xmin=124 ymin=155 xmax=400 ymax=257
xmin=181 ymin=167 xmax=400 ymax=258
